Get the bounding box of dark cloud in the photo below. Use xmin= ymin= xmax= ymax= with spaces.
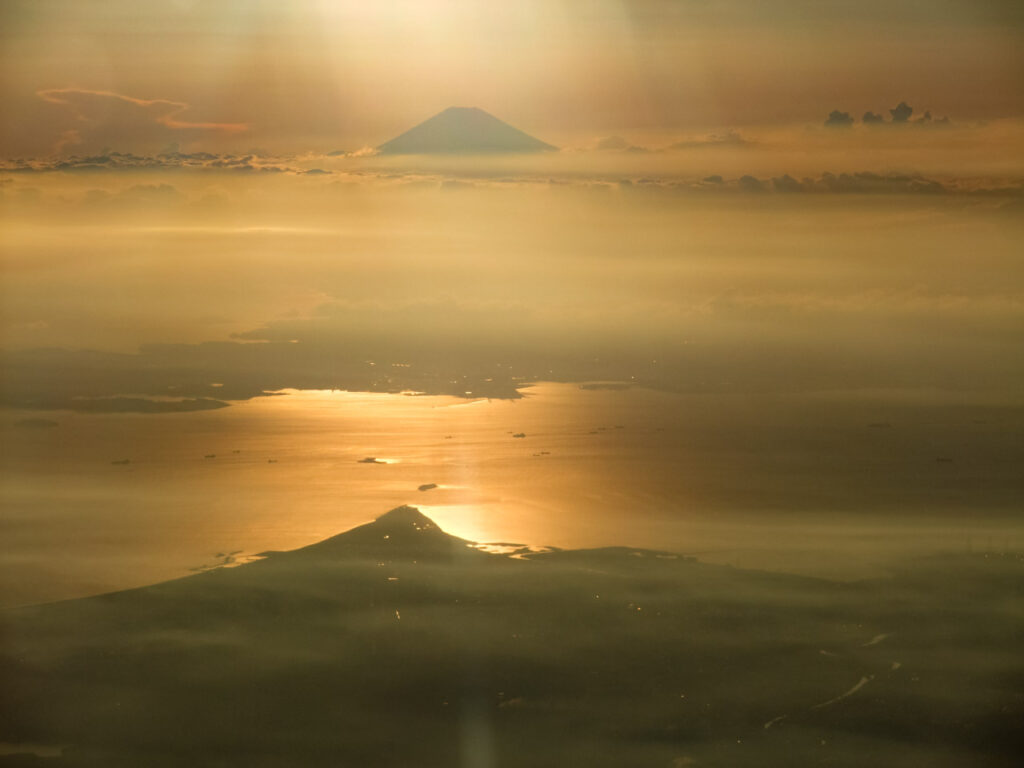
xmin=912 ymin=111 xmax=950 ymax=126
xmin=889 ymin=101 xmax=914 ymax=123
xmin=771 ymin=174 xmax=804 ymax=192
xmin=824 ymin=110 xmax=854 ymax=128
xmin=821 ymin=104 xmax=951 ymax=127
xmin=738 ymin=174 xmax=767 ymax=192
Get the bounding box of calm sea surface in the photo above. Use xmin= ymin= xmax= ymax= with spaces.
xmin=2 ymin=383 xmax=1021 ymax=607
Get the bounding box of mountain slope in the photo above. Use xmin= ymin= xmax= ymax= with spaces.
xmin=1 ymin=508 xmax=1020 ymax=767
xmin=377 ymin=107 xmax=557 ymax=155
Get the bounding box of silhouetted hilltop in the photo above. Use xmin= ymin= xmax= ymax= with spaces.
xmin=377 ymin=107 xmax=557 ymax=155
xmin=1 ymin=508 xmax=1021 ymax=767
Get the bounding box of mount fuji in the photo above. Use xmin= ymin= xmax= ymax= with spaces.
xmin=377 ymin=106 xmax=557 ymax=155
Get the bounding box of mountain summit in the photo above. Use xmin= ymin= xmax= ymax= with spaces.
xmin=287 ymin=505 xmax=480 ymax=562
xmin=5 ymin=505 xmax=1011 ymax=766
xmin=377 ymin=107 xmax=557 ymax=155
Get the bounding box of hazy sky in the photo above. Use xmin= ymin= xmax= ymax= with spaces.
xmin=2 ymin=0 xmax=1023 ymax=155
xmin=2 ymin=0 xmax=1021 ymax=405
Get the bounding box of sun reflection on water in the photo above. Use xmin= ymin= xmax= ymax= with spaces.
xmin=4 ymin=382 xmax=1023 ymax=607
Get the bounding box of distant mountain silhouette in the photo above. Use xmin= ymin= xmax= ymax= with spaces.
xmin=377 ymin=107 xmax=557 ymax=155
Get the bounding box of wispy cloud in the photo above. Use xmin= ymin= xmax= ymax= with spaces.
xmin=35 ymin=88 xmax=248 ymax=153
xmin=38 ymin=88 xmax=248 ymax=132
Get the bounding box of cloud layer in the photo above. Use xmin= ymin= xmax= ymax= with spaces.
xmin=4 ymin=152 xmax=1022 ymax=201
xmin=823 ymin=101 xmax=950 ymax=128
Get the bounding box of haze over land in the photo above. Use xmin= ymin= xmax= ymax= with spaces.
xmin=3 ymin=507 xmax=1021 ymax=766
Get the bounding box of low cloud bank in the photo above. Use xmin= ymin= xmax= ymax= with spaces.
xmin=824 ymin=101 xmax=950 ymax=128
xmin=0 ymin=151 xmax=303 ymax=174
xmin=3 ymin=153 xmax=1022 ymax=199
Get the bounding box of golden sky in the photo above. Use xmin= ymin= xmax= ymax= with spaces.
xmin=2 ymin=0 xmax=1022 ymax=155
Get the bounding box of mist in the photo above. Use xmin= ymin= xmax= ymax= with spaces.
xmin=2 ymin=161 xmax=1022 ymax=613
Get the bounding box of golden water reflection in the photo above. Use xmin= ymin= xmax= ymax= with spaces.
xmin=2 ymin=383 xmax=1022 ymax=607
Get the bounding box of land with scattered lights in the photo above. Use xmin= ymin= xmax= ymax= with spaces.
xmin=1 ymin=507 xmax=1021 ymax=767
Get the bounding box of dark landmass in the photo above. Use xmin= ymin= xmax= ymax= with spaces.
xmin=0 ymin=350 xmax=235 ymax=412
xmin=6 ymin=303 xmax=1023 ymax=413
xmin=418 ymin=483 xmax=438 ymax=492
xmin=71 ymin=397 xmax=228 ymax=414
xmin=0 ymin=344 xmax=527 ymax=413
xmin=578 ymin=382 xmax=632 ymax=391
xmin=1 ymin=507 xmax=1021 ymax=767
xmin=378 ymin=107 xmax=557 ymax=155
xmin=358 ymin=457 xmax=385 ymax=464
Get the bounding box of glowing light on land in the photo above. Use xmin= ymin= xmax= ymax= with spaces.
xmin=414 ymin=505 xmax=496 ymax=544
